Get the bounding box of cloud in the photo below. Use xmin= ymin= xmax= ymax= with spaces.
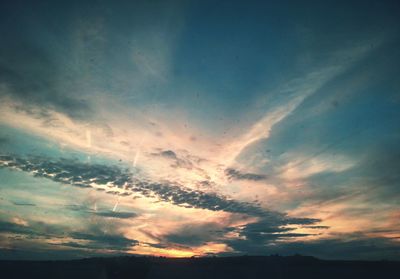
xmin=68 ymin=232 xmax=138 ymax=251
xmin=220 ymin=66 xmax=345 ymax=167
xmin=164 ymin=222 xmax=229 ymax=246
xmin=159 ymin=150 xmax=178 ymax=159
xmin=0 ymin=219 xmax=70 ymax=244
xmin=304 ymin=226 xmax=330 ymax=229
xmin=65 ymin=204 xmax=138 ymax=219
xmin=0 ymin=220 xmax=38 ymax=236
xmin=0 ymin=154 xmax=323 ymax=250
xmin=161 ymin=216 xmax=319 ymax=250
xmin=262 ymin=233 xmax=400 ymax=260
xmin=0 ymin=218 xmax=138 ymax=253
xmin=146 ymin=209 xmax=322 ymax=250
xmin=0 ymin=155 xmax=268 ymax=216
xmin=224 ymin=233 xmax=400 ymax=260
xmin=11 ymin=201 xmax=36 ymax=207
xmin=224 ymin=215 xmax=319 ymax=250
xmin=0 ymin=137 xmax=9 ymax=145
xmin=225 ymin=168 xmax=267 ymax=181
xmin=0 ymin=51 xmax=93 ymax=121
xmin=1 ymin=152 xmax=334 ymax=257
xmin=151 ymin=149 xmax=195 ymax=170
xmin=93 ymin=211 xmax=137 ymax=219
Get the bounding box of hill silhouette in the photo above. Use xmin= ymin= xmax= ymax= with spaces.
xmin=0 ymin=255 xmax=398 ymax=279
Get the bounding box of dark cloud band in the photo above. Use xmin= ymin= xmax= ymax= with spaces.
xmin=0 ymin=154 xmax=319 ymax=222
xmin=0 ymin=154 xmax=323 ymax=251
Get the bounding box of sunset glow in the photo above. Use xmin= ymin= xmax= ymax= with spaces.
xmin=1 ymin=0 xmax=399 ymax=261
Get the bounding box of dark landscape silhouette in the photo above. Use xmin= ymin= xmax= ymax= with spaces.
xmin=1 ymin=255 xmax=398 ymax=279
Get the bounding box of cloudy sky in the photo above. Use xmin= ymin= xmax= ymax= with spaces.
xmin=0 ymin=0 xmax=399 ymax=260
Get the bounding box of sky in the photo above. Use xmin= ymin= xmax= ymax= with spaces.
xmin=0 ymin=0 xmax=399 ymax=260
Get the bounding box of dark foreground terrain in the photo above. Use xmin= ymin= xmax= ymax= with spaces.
xmin=1 ymin=255 xmax=398 ymax=279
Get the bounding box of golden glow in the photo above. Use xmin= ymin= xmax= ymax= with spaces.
xmin=131 ymin=242 xmax=231 ymax=258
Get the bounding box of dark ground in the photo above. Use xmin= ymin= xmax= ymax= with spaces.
xmin=0 ymin=255 xmax=398 ymax=279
